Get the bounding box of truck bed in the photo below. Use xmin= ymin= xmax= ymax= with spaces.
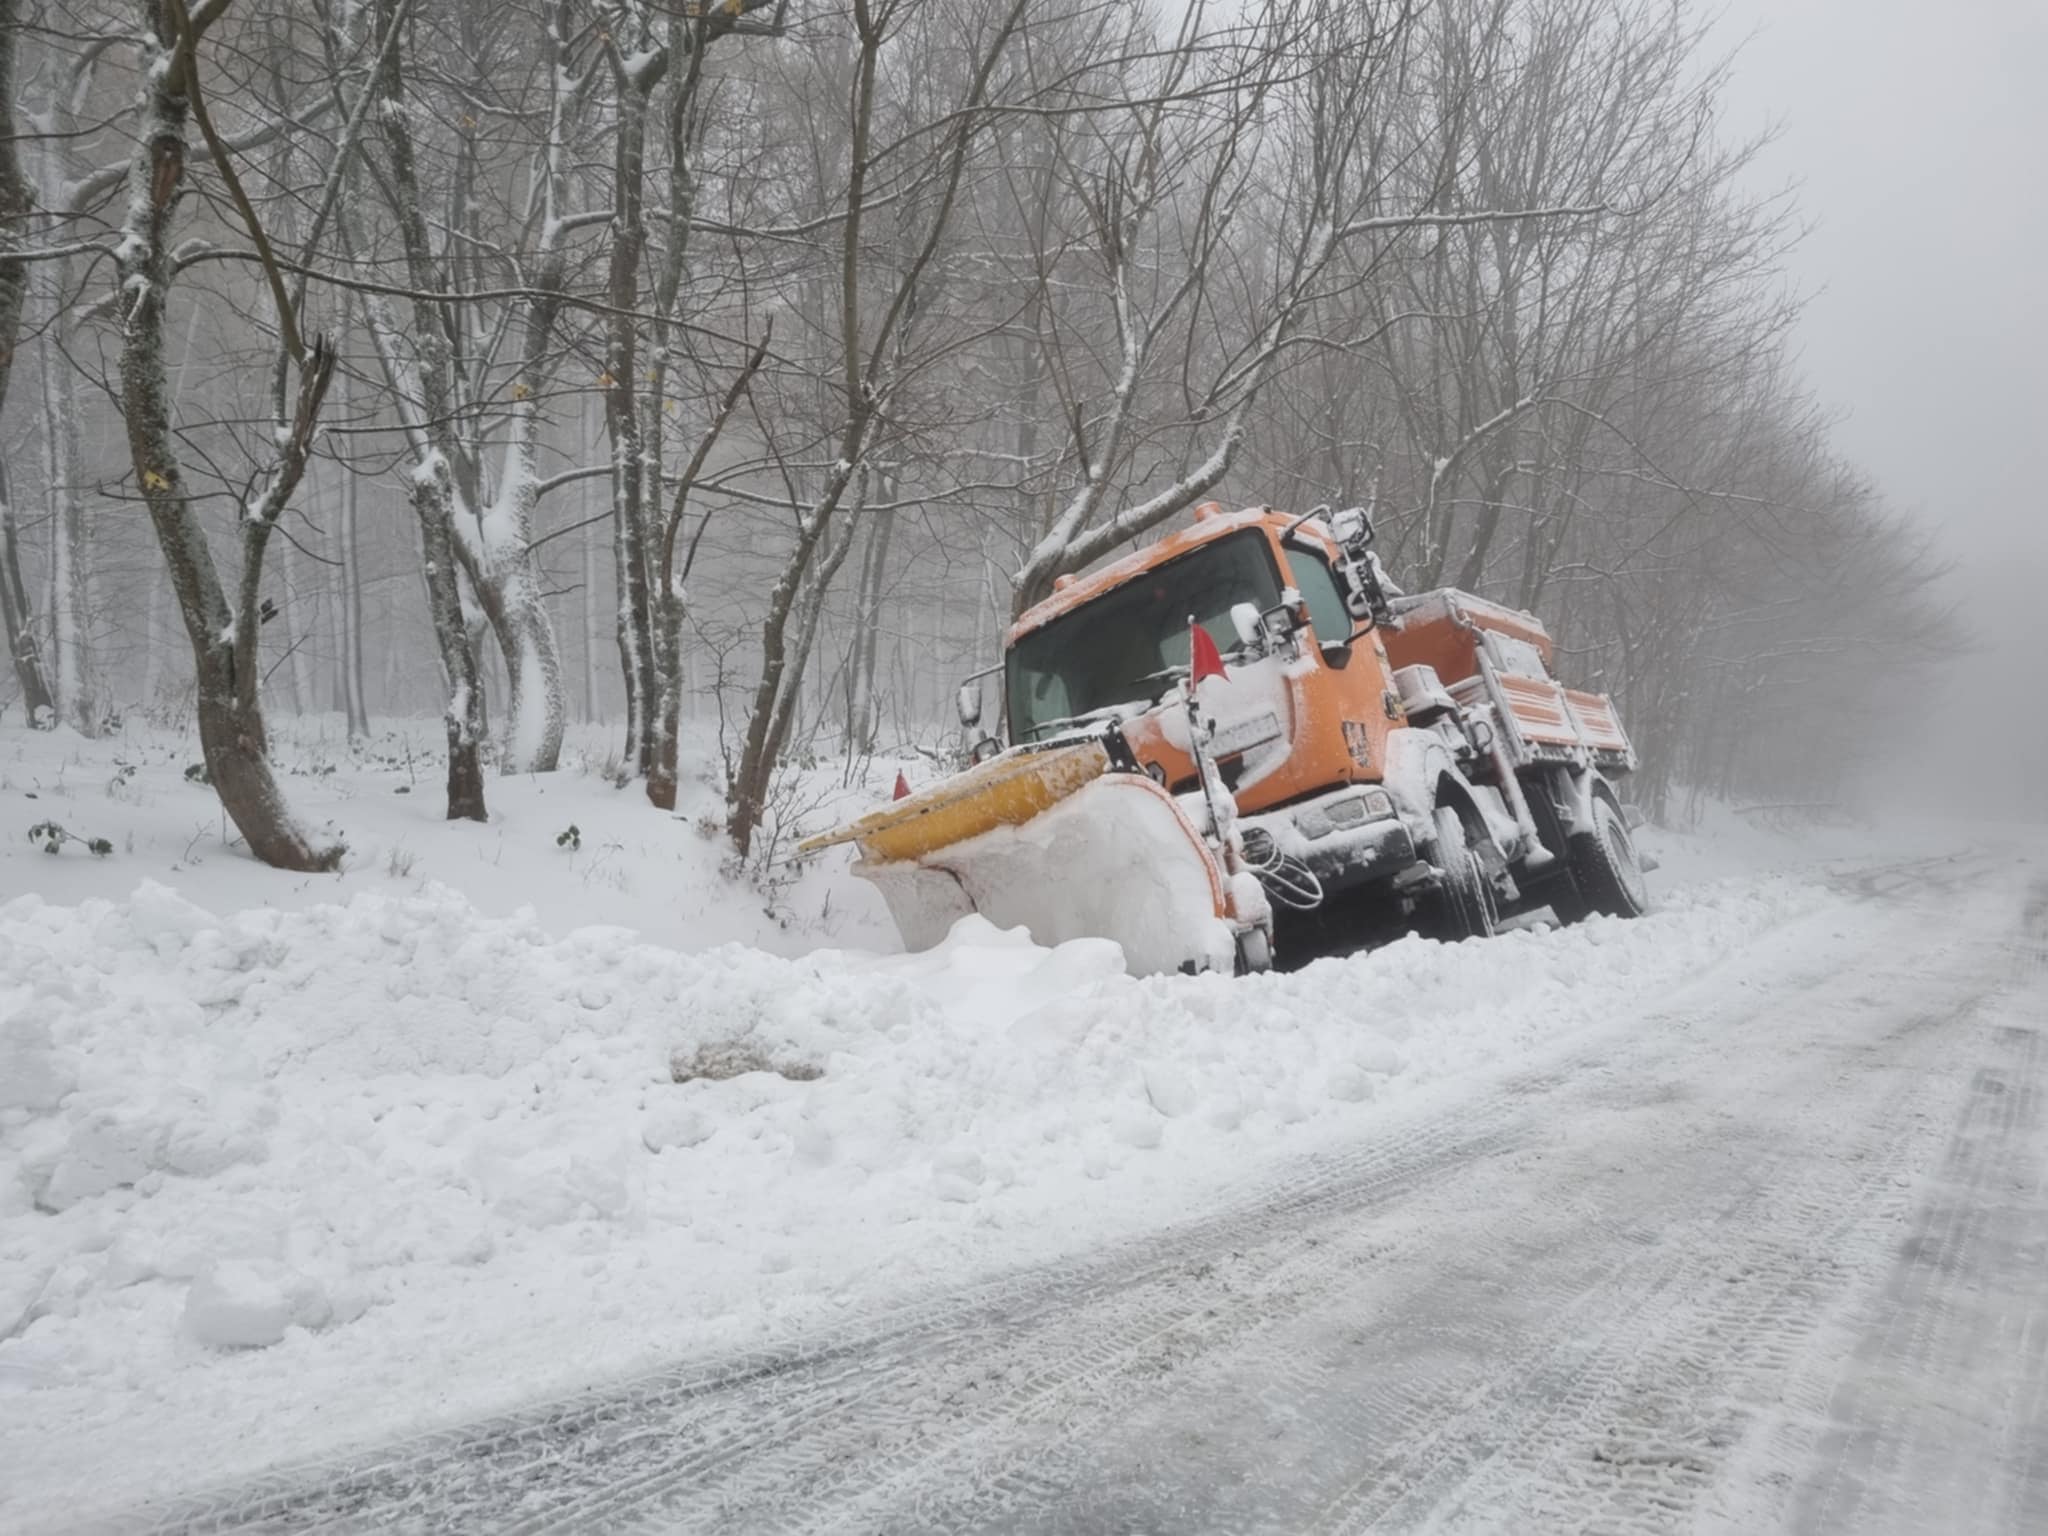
xmin=1387 ymin=589 xmax=1635 ymax=773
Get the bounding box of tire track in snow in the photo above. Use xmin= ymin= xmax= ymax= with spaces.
xmin=1779 ymin=878 xmax=2048 ymax=1536
xmin=760 ymin=862 xmax=2026 ymax=1535
xmin=1366 ymin=1009 xmax=1970 ymax=1535
xmin=124 ymin=1118 xmax=1515 ymax=1536
xmin=1402 ymin=872 xmax=2048 ymax=1536
xmin=903 ymin=988 xmax=1978 ymax=1536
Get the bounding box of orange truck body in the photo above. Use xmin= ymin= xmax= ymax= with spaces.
xmin=1005 ymin=503 xmax=1634 ymax=811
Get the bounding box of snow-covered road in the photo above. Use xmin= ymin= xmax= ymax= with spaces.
xmin=76 ymin=850 xmax=2047 ymax=1534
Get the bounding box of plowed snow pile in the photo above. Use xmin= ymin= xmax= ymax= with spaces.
xmin=3 ymin=862 xmax=1843 ymax=1517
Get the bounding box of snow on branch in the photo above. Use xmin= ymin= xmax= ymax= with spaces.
xmin=1336 ymin=202 xmax=1613 ymax=241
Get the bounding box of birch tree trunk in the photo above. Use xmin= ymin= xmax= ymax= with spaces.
xmin=450 ymin=0 xmax=569 ymax=776
xmin=20 ymin=48 xmax=100 ymax=734
xmin=39 ymin=318 xmax=95 ymax=733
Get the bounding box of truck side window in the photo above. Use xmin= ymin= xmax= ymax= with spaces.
xmin=1285 ymin=547 xmax=1354 ymax=644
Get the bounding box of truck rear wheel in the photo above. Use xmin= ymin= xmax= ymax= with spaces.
xmin=1432 ymin=807 xmax=1498 ymax=942
xmin=1567 ymin=796 xmax=1650 ymax=919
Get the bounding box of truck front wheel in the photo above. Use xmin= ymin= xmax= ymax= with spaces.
xmin=1431 ymin=807 xmax=1498 ymax=942
xmin=1567 ymin=796 xmax=1651 ymax=919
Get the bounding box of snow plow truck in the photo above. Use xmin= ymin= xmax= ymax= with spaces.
xmin=801 ymin=502 xmax=1653 ymax=976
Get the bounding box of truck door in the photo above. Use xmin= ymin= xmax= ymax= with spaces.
xmin=1276 ymin=537 xmax=1401 ymax=790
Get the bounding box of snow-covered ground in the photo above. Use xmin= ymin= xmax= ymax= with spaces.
xmin=0 ymin=714 xmax=898 ymax=956
xmin=0 ymin=720 xmax=2001 ymax=1527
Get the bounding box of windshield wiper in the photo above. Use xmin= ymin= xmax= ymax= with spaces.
xmin=1023 ymin=660 xmax=1223 ymax=741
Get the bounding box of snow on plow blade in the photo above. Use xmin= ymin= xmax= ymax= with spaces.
xmin=801 ymin=740 xmax=1244 ymax=977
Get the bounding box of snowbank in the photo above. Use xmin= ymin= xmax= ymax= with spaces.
xmin=0 ymin=859 xmax=1848 ymax=1521
xmin=0 ymin=717 xmax=899 ymax=957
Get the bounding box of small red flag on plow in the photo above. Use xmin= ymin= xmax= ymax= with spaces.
xmin=893 ymin=770 xmax=912 ymax=800
xmin=1188 ymin=620 xmax=1230 ymax=685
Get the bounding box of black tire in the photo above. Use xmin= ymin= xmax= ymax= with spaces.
xmin=1431 ymin=806 xmax=1498 ymax=942
xmin=1567 ymin=795 xmax=1651 ymax=919
xmin=1545 ymin=881 xmax=1592 ymax=926
xmin=1234 ymin=925 xmax=1274 ymax=974
xmin=1520 ymin=768 xmax=1590 ymax=925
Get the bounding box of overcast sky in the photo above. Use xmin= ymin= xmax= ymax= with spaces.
xmin=1708 ymin=0 xmax=2048 ymax=813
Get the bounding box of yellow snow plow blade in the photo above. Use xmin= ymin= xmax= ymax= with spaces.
xmin=802 ymin=740 xmax=1269 ymax=977
xmin=797 ymin=739 xmax=1114 ymax=864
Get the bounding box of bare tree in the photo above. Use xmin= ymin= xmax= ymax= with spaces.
xmin=112 ymin=0 xmax=342 ymax=868
xmin=718 ymin=0 xmax=1036 ymax=856
xmin=594 ymin=0 xmax=784 ymax=805
xmin=347 ymin=0 xmax=583 ymax=786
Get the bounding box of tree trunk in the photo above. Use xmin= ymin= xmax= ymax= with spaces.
xmin=845 ymin=503 xmax=894 ymax=752
xmin=604 ymin=65 xmax=659 ymax=775
xmin=0 ymin=1 xmax=54 ymax=720
xmin=339 ymin=472 xmax=368 ymax=740
xmin=464 ymin=549 xmax=564 ymax=775
xmin=762 ymin=509 xmax=865 ymax=793
xmin=413 ymin=462 xmax=488 ymax=820
xmin=359 ymin=0 xmax=492 ymax=817
xmin=0 ymin=0 xmax=26 ymax=427
xmin=335 ymin=351 xmax=369 ymax=740
xmin=457 ymin=16 xmax=571 ymax=777
xmin=646 ymin=587 xmax=684 ymax=811
xmin=39 ymin=318 xmax=95 ymax=733
xmin=113 ymin=8 xmax=340 ymax=870
xmin=579 ymin=395 xmax=600 ymax=724
xmin=0 ymin=458 xmax=52 ymax=721
xmin=726 ymin=450 xmax=865 ymax=854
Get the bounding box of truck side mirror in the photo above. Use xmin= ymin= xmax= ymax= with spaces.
xmin=955 ymin=681 xmax=983 ymax=730
xmin=1329 ymin=506 xmax=1374 ymax=551
xmin=1255 ymin=592 xmax=1306 ymax=649
xmin=1229 ymin=602 xmax=1265 ymax=649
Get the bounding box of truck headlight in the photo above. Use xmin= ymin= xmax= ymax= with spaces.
xmin=1293 ymin=788 xmax=1395 ymax=840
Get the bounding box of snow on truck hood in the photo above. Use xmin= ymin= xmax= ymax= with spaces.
xmin=1008 ymin=507 xmax=1274 ymax=643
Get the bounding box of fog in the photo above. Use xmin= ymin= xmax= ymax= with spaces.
xmin=1713 ymin=0 xmax=2048 ymax=817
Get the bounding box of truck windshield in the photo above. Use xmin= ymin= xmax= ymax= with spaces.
xmin=1007 ymin=530 xmax=1283 ymax=741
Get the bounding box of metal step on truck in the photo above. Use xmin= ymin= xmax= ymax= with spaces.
xmin=802 ymin=501 xmax=1654 ymax=976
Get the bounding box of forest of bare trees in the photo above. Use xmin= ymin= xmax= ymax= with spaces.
xmin=0 ymin=0 xmax=1957 ymax=869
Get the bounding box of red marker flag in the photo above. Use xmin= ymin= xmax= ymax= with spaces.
xmin=893 ymin=770 xmax=912 ymax=800
xmin=1188 ymin=620 xmax=1230 ymax=685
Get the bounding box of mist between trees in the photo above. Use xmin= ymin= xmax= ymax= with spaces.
xmin=0 ymin=0 xmax=1958 ymax=870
